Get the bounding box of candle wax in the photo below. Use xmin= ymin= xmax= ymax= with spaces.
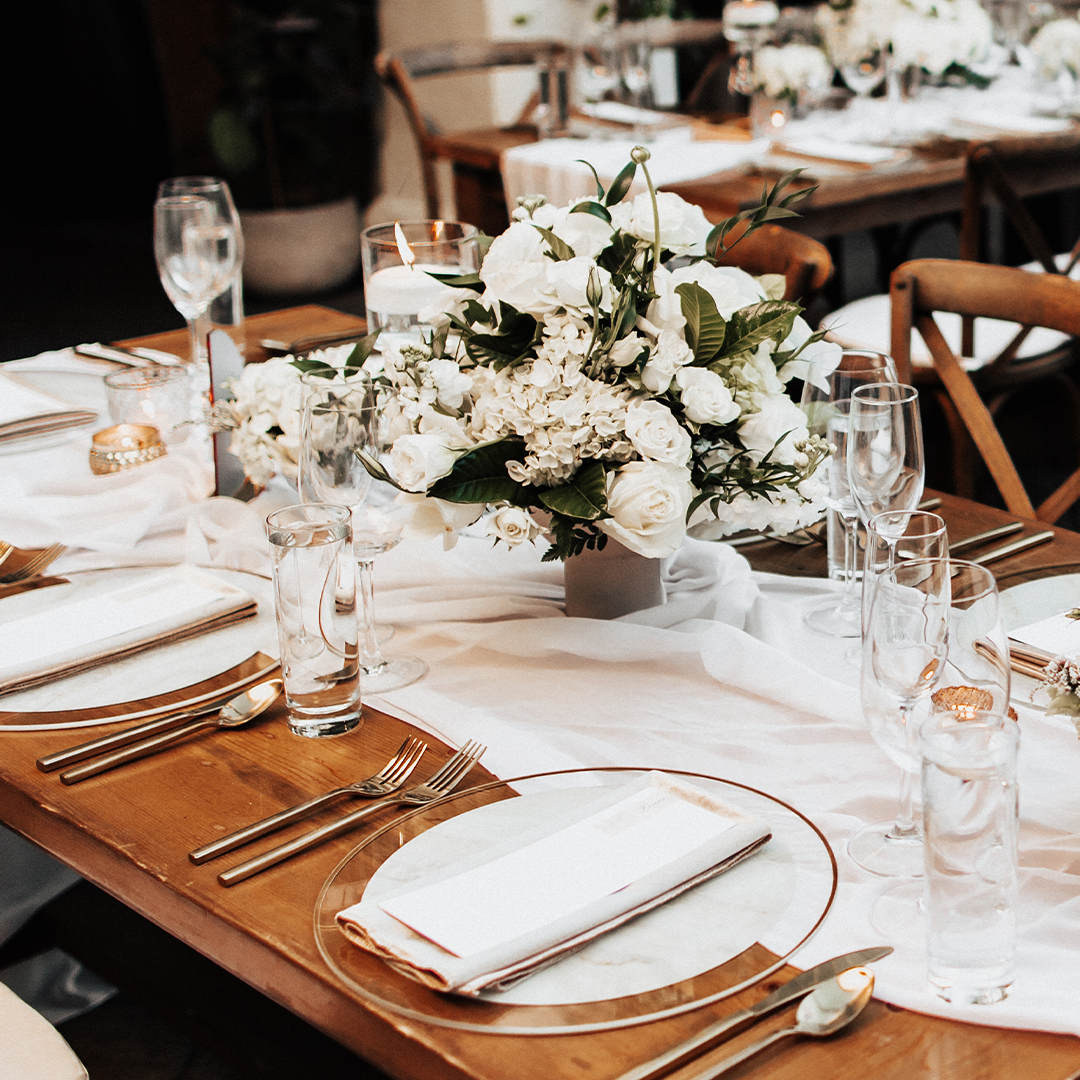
xmin=365 ymin=264 xmax=464 ymax=315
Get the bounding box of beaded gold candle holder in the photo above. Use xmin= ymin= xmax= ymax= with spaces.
xmin=88 ymin=424 xmax=167 ymax=475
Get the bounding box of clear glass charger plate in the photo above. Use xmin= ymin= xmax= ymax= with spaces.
xmin=0 ymin=564 xmax=279 ymax=731
xmin=314 ymin=767 xmax=837 ymax=1036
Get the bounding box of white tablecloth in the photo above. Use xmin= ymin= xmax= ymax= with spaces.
xmin=4 ymin=352 xmax=1080 ymax=1040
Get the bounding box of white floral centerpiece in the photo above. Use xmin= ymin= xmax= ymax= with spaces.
xmin=753 ymin=43 xmax=833 ymax=104
xmin=817 ymin=0 xmax=993 ymax=81
xmin=360 ymin=150 xmax=840 ymax=561
xmin=1029 ymin=18 xmax=1080 ymax=81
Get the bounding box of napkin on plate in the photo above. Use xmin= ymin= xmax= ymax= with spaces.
xmin=0 ymin=372 xmax=94 ymax=436
xmin=779 ymin=137 xmax=901 ymax=166
xmin=0 ymin=565 xmax=257 ymax=695
xmin=1009 ymin=610 xmax=1080 ymax=675
xmin=336 ymin=772 xmax=772 ymax=996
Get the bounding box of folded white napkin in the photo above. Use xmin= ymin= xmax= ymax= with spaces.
xmin=0 ymin=565 xmax=256 ymax=695
xmin=1010 ymin=610 xmax=1080 ymax=661
xmin=0 ymin=373 xmax=84 ymax=428
xmin=781 ymin=137 xmax=898 ymax=165
xmin=336 ymin=771 xmax=771 ymax=996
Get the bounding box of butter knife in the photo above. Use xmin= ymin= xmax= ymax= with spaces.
xmin=613 ymin=946 xmax=893 ymax=1080
xmin=971 ymin=530 xmax=1054 ymax=566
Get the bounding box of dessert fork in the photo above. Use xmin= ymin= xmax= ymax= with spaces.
xmin=217 ymin=740 xmax=486 ymax=886
xmin=189 ymin=736 xmax=427 ymax=864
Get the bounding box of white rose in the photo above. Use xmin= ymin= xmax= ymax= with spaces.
xmin=542 ymin=256 xmax=611 ymax=311
xmin=642 ymin=264 xmax=688 ymax=333
xmin=739 ymin=393 xmax=811 ymax=464
xmin=600 ymin=461 xmax=692 ymax=558
xmin=641 ymin=329 xmax=694 ymax=393
xmin=624 ymin=399 xmax=692 ymax=464
xmin=479 ymin=221 xmax=556 ymax=315
xmin=776 ymin=316 xmax=843 ymax=390
xmin=675 ymin=367 xmax=740 ymax=425
xmin=549 ymin=203 xmax=615 ymax=259
xmin=627 ymin=191 xmax=712 ymax=256
xmin=485 ymin=506 xmax=542 ymax=546
xmin=397 ymin=493 xmax=484 ymax=550
xmin=608 ymin=332 xmax=648 ymax=368
xmin=390 ymin=433 xmax=459 ymax=491
xmin=669 ymin=262 xmax=767 ymax=320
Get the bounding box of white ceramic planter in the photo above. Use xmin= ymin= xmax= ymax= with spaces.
xmin=240 ymin=196 xmax=361 ymax=296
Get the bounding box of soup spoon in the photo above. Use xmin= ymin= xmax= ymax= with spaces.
xmin=59 ymin=680 xmax=282 ymax=784
xmin=694 ymin=967 xmax=874 ymax=1078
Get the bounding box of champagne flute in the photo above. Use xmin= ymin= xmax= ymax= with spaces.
xmin=856 ymin=556 xmax=951 ymax=878
xmin=847 ymin=382 xmax=924 ymax=526
xmin=300 ymin=373 xmax=427 ymax=693
xmin=800 ymin=350 xmax=897 ymax=637
xmin=153 ymin=196 xmax=238 ymax=370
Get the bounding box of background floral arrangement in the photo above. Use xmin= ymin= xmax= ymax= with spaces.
xmin=362 ymin=150 xmax=840 ymax=561
xmin=753 ymin=43 xmax=833 ymax=103
xmin=817 ymin=0 xmax=993 ymax=79
xmin=1029 ymin=17 xmax=1080 ymax=81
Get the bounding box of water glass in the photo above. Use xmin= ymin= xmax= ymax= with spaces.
xmin=104 ymin=366 xmax=193 ymax=445
xmin=921 ymin=710 xmax=1019 ymax=1005
xmin=266 ymin=503 xmax=361 ymax=738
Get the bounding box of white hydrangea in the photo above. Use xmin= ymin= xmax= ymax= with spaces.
xmin=224 ymin=358 xmax=303 ymax=487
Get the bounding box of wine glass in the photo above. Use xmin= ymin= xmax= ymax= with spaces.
xmin=153 ymin=195 xmax=238 ymax=370
xmin=847 ymin=383 xmax=924 ymax=527
xmin=841 ymin=48 xmax=887 ymax=98
xmin=300 ymin=373 xmax=428 ymax=693
xmin=856 ymin=556 xmax=952 ymax=878
xmin=156 ymin=177 xmax=244 ymax=355
xmin=620 ymin=41 xmax=653 ymax=108
xmin=800 ymin=350 xmax=897 ymax=637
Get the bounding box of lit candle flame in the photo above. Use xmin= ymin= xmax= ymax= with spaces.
xmin=394 ymin=221 xmax=415 ymax=269
xmin=432 ymin=219 xmax=444 ymax=241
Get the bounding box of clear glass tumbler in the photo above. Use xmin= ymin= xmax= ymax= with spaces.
xmin=266 ymin=503 xmax=361 ymax=738
xmin=920 ymin=710 xmax=1019 ymax=1005
xmin=104 ymin=366 xmax=193 ymax=445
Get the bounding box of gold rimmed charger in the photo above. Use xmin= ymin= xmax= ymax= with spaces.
xmin=314 ymin=767 xmax=837 ymax=1037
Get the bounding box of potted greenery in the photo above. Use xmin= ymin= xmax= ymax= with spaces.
xmin=207 ymin=0 xmax=377 ymax=294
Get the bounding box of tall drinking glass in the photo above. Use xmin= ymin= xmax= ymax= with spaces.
xmin=857 ymin=556 xmax=951 ymax=877
xmin=156 ymin=176 xmax=245 ymax=359
xmin=299 ymin=372 xmax=428 ymax=693
xmin=153 ymin=196 xmax=238 ymax=371
xmin=801 ymin=349 xmax=897 ymax=637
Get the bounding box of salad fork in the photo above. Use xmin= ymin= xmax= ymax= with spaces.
xmin=189 ymin=736 xmax=427 ymax=864
xmin=217 ymin=740 xmax=486 ymax=886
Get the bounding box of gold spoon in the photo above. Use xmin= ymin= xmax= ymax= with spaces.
xmin=693 ymin=967 xmax=875 ymax=1078
xmin=59 ymin=680 xmax=282 ymax=784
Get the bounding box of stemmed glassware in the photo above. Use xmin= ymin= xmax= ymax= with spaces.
xmin=156 ymin=177 xmax=244 ymax=358
xmin=153 ymin=195 xmax=238 ymax=371
xmin=857 ymin=556 xmax=952 ymax=878
xmin=840 ymin=47 xmax=887 ymax=99
xmin=801 ymin=350 xmax=897 ymax=637
xmin=299 ymin=372 xmax=428 ymax=694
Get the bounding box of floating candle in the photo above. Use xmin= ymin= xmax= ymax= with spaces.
xmin=364 ymin=264 xmax=451 ymax=316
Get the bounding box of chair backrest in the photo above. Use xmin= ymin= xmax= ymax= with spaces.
xmin=714 ymin=223 xmax=833 ymax=303
xmin=890 ymin=258 xmax=1080 ymax=521
xmin=375 ymin=40 xmax=568 ymax=218
xmin=957 ymin=136 xmax=1080 ymax=358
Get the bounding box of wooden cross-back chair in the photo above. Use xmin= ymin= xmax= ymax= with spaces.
xmin=375 ymin=40 xmax=569 ymax=219
xmin=890 ymin=258 xmax=1080 ymax=523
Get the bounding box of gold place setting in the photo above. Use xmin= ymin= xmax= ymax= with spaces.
xmin=7 ymin=129 xmax=1080 ymax=1080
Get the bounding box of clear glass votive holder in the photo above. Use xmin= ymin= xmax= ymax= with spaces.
xmin=361 ymin=220 xmax=479 ymax=353
xmin=104 ymin=366 xmax=193 ymax=445
xmin=266 ymin=503 xmax=362 ymax=739
xmin=920 ymin=709 xmax=1019 ymax=1005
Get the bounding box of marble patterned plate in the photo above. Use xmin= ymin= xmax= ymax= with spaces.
xmin=314 ymin=767 xmax=836 ymax=1035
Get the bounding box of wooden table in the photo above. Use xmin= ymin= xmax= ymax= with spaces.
xmin=4 ymin=310 xmax=1080 ymax=1080
xmin=441 ymin=123 xmax=1080 ymax=242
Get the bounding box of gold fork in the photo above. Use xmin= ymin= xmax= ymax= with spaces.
xmin=0 ymin=543 xmax=67 ymax=583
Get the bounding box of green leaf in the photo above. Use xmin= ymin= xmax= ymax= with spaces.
xmin=576 ymin=159 xmax=605 ymax=199
xmin=342 ymin=329 xmax=382 ymax=376
xmin=604 ymin=160 xmax=636 ymax=207
xmin=531 ymin=225 xmax=575 ymax=262
xmin=462 ymin=298 xmax=495 ymax=326
xmin=569 ymin=200 xmax=613 ymax=224
xmin=290 ymin=358 xmax=337 ymax=378
xmin=675 ymin=282 xmax=727 ymax=364
xmin=722 ymin=301 xmax=800 ymax=356
xmin=426 ymin=270 xmax=484 ymax=291
xmin=463 ymin=310 xmax=538 ymax=369
xmin=427 ymin=323 xmax=450 ymax=359
xmin=354 ymin=448 xmax=405 ymax=490
xmin=538 ymin=461 xmax=608 ymax=521
xmin=428 ymin=439 xmax=526 ymax=504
